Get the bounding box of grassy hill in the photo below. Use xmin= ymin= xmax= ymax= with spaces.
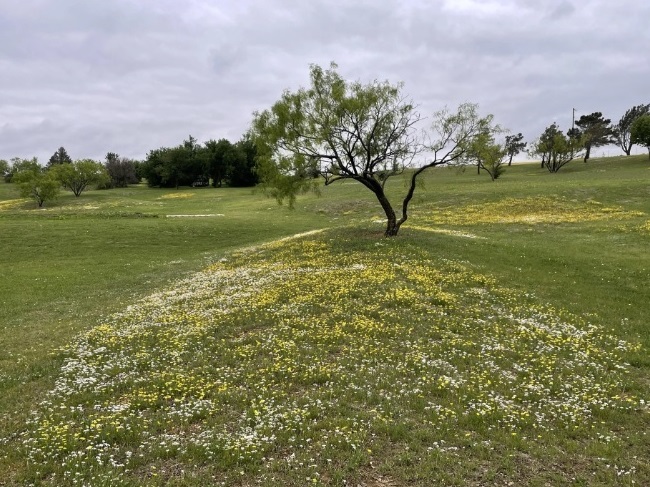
xmin=1 ymin=155 xmax=649 ymax=485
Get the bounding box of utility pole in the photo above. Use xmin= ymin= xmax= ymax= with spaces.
xmin=572 ymin=108 xmax=576 ymax=131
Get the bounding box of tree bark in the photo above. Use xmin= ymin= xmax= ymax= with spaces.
xmin=359 ymin=176 xmax=401 ymax=237
xmin=375 ymin=190 xmax=399 ymax=237
xmin=508 ymin=154 xmax=513 ymax=166
xmin=584 ymin=145 xmax=591 ymax=162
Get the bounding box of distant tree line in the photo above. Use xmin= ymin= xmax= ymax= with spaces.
xmin=526 ymin=104 xmax=650 ymax=173
xmin=440 ymin=103 xmax=650 ymax=179
xmin=1 ymin=134 xmax=260 ymax=207
xmin=5 ymin=154 xmax=108 ymax=207
xmin=1 ymin=96 xmax=648 ymax=211
xmin=140 ymin=135 xmax=258 ymax=189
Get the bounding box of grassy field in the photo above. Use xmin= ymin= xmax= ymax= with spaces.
xmin=1 ymin=156 xmax=649 ymax=485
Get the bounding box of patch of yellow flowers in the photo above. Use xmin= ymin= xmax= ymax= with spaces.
xmin=412 ymin=196 xmax=644 ymax=226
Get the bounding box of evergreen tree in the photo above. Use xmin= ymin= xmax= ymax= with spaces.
xmin=574 ymin=112 xmax=616 ymax=162
xmin=47 ymin=147 xmax=73 ymax=167
xmin=504 ymin=133 xmax=526 ymax=166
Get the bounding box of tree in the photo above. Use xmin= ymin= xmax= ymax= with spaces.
xmin=104 ymin=152 xmax=139 ymax=188
xmin=13 ymin=169 xmax=60 ymax=207
xmin=531 ymin=123 xmax=584 ymax=173
xmin=252 ymin=63 xmax=497 ymax=237
xmin=142 ymin=136 xmax=206 ymax=188
xmin=5 ymin=157 xmax=41 ymax=182
xmin=630 ymin=115 xmax=650 ymax=159
xmin=467 ymin=133 xmax=507 ymax=181
xmin=10 ymin=157 xmax=41 ymax=174
xmin=0 ymin=159 xmax=9 ymax=176
xmin=615 ymin=104 xmax=650 ymax=156
xmin=52 ymin=159 xmax=108 ymax=197
xmin=47 ymin=147 xmax=73 ymax=168
xmin=504 ymin=133 xmax=526 ymax=166
xmin=230 ymin=137 xmax=260 ymax=187
xmin=574 ymin=112 xmax=616 ymax=162
xmin=203 ymin=139 xmax=233 ymax=187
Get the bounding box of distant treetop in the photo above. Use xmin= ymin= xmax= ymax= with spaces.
xmin=47 ymin=147 xmax=73 ymax=167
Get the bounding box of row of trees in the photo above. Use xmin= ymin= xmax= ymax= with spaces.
xmin=140 ymin=136 xmax=258 ymax=188
xmin=468 ymin=106 xmax=650 ymax=177
xmin=1 ymin=149 xmax=145 ymax=207
xmin=1 ymin=134 xmax=260 ymax=206
xmin=530 ymin=107 xmax=650 ymax=173
xmin=2 ymin=149 xmax=141 ymax=187
xmin=6 ymin=158 xmax=108 ymax=207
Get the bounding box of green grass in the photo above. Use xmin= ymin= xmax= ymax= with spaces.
xmin=1 ymin=155 xmax=649 ymax=485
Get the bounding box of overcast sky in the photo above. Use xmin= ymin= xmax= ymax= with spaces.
xmin=1 ymin=0 xmax=648 ymax=163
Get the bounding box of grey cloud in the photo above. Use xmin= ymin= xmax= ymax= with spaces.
xmin=548 ymin=1 xmax=576 ymax=20
xmin=0 ymin=0 xmax=648 ymax=162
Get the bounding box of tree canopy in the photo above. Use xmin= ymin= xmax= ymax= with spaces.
xmin=52 ymin=159 xmax=108 ymax=197
xmin=504 ymin=133 xmax=526 ymax=166
xmin=229 ymin=137 xmax=260 ymax=187
xmin=13 ymin=169 xmax=60 ymax=207
xmin=531 ymin=123 xmax=584 ymax=173
xmin=141 ymin=135 xmax=258 ymax=188
xmin=10 ymin=157 xmax=41 ymax=174
xmin=466 ymin=132 xmax=507 ymax=181
xmin=252 ymin=63 xmax=498 ymax=236
xmin=103 ymin=153 xmax=140 ymax=188
xmin=47 ymin=147 xmax=73 ymax=168
xmin=630 ymin=114 xmax=650 ymax=159
xmin=574 ymin=112 xmax=616 ymax=162
xmin=204 ymin=138 xmax=234 ymax=188
xmin=616 ymin=104 xmax=650 ymax=156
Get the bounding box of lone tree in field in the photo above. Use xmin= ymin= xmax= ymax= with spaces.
xmin=13 ymin=169 xmax=60 ymax=207
xmin=531 ymin=123 xmax=584 ymax=173
xmin=252 ymin=63 xmax=496 ymax=237
xmin=504 ymin=133 xmax=526 ymax=166
xmin=574 ymin=112 xmax=616 ymax=162
xmin=631 ymin=114 xmax=650 ymax=159
xmin=467 ymin=132 xmax=507 ymax=181
xmin=615 ymin=104 xmax=650 ymax=156
xmin=52 ymin=159 xmax=108 ymax=197
xmin=46 ymin=147 xmax=73 ymax=168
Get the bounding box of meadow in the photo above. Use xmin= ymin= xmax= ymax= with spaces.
xmin=1 ymin=156 xmax=649 ymax=485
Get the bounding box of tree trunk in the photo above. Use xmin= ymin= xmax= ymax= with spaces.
xmin=508 ymin=154 xmax=513 ymax=166
xmin=380 ymin=197 xmax=399 ymax=236
xmin=584 ymin=145 xmax=591 ymax=162
xmin=385 ymin=216 xmax=399 ymax=236
xmin=373 ymin=187 xmax=400 ymax=237
xmin=477 ymin=162 xmax=481 ymax=174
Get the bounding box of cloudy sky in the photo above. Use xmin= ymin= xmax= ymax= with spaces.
xmin=1 ymin=0 xmax=648 ymax=163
